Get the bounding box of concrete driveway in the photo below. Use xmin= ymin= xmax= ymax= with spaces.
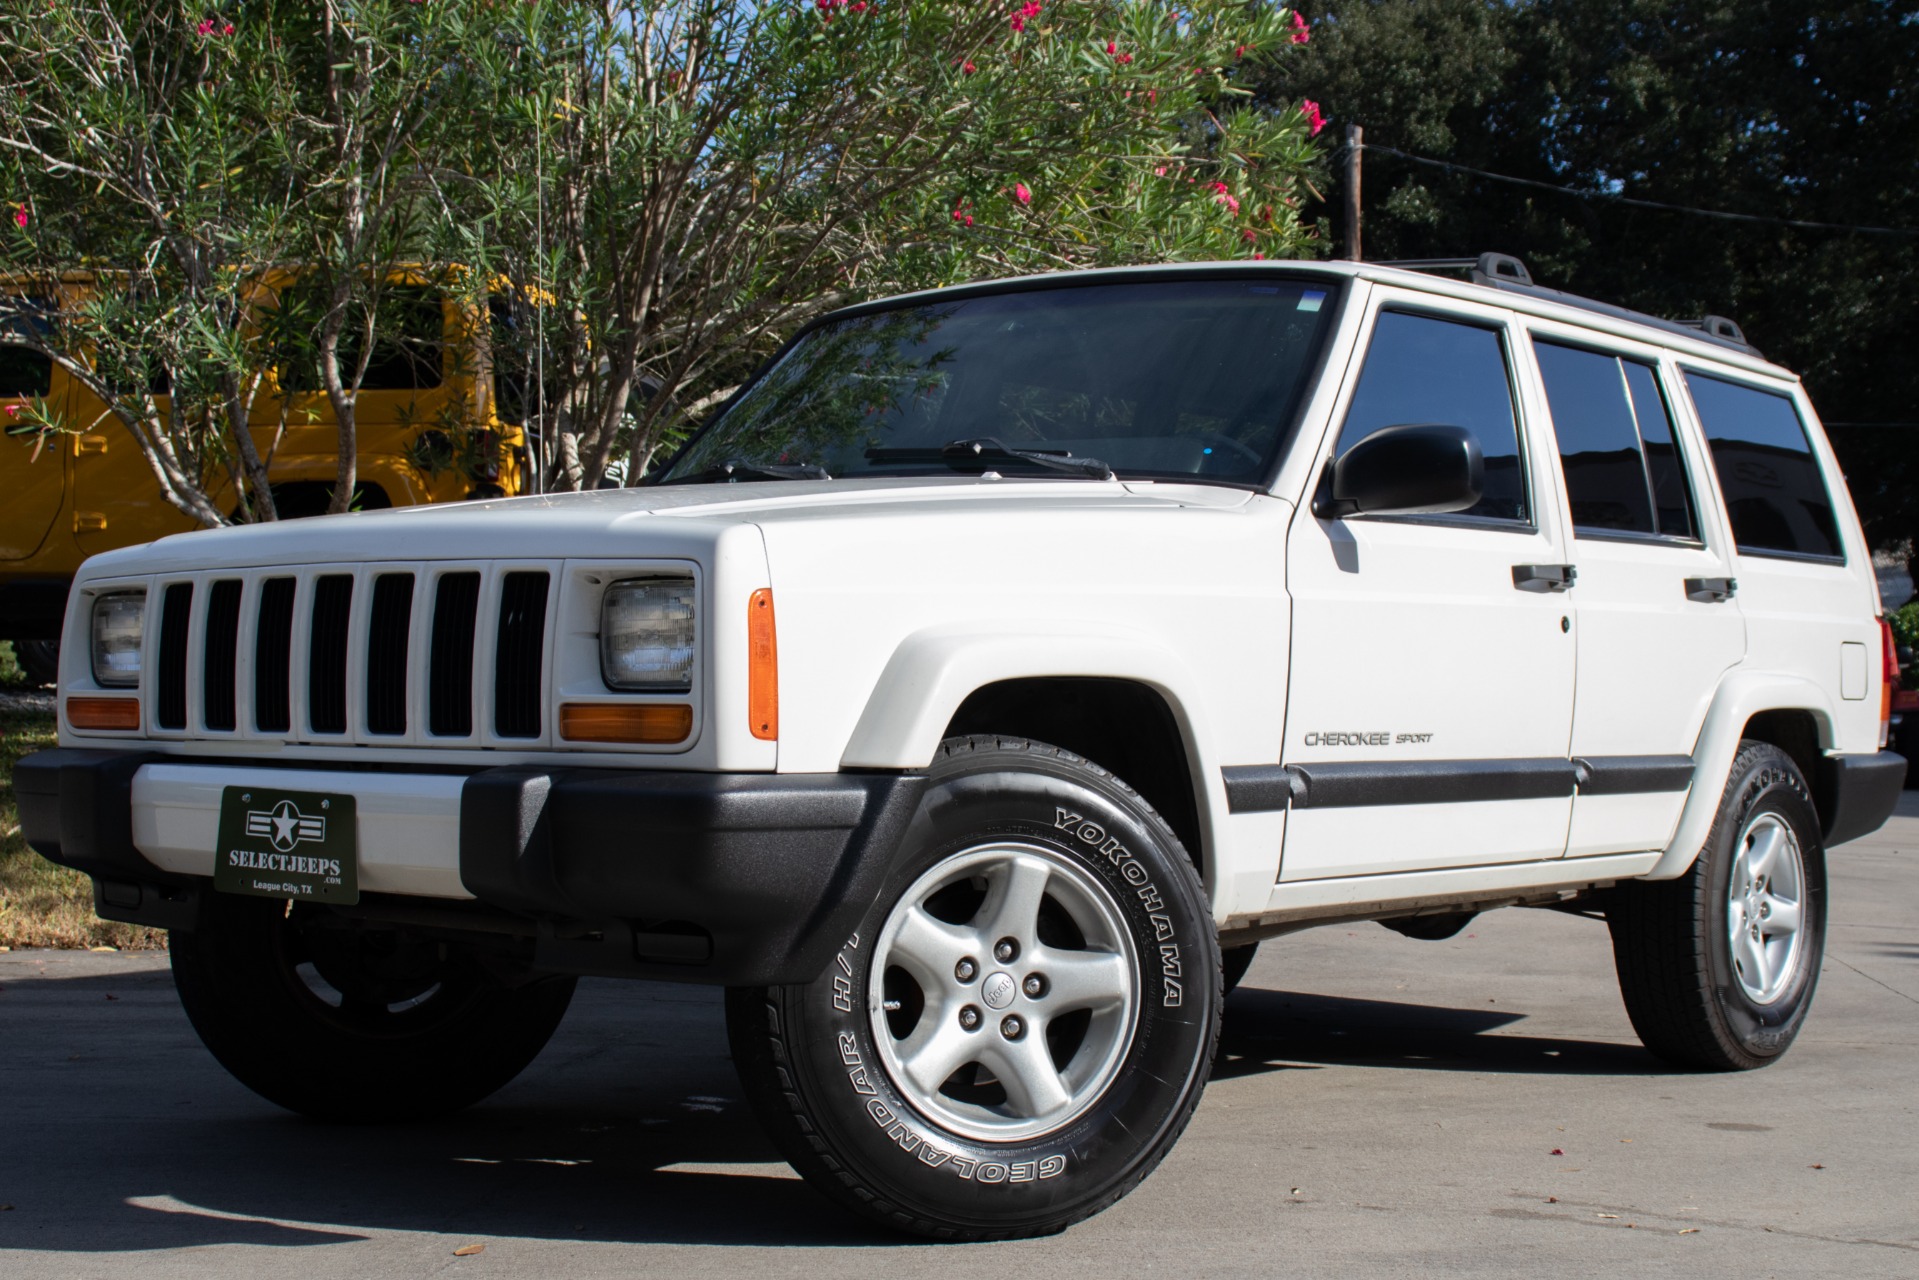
xmin=3 ymin=799 xmax=1915 ymax=1278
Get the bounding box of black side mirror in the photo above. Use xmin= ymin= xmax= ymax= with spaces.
xmin=1314 ymin=423 xmax=1484 ymax=519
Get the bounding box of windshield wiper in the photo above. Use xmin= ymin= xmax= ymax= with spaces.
xmin=664 ymin=458 xmax=832 ymax=484
xmin=866 ymin=437 xmax=1116 ymax=481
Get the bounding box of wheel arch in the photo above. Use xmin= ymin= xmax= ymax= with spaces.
xmin=838 ymin=625 xmax=1220 ymax=885
xmin=1647 ymin=672 xmax=1838 ymax=879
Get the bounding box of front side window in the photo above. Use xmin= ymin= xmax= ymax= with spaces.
xmin=1335 ymin=311 xmax=1528 ymax=523
xmin=1684 ymin=371 xmax=1842 ymax=560
xmin=1535 ymin=340 xmax=1698 ymax=539
xmin=660 ymin=278 xmax=1339 ymax=485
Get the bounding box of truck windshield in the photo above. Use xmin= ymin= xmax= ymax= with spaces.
xmin=658 ymin=276 xmax=1339 ymax=486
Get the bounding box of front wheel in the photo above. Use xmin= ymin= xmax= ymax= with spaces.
xmin=171 ymin=894 xmax=576 ymax=1121
xmin=1608 ymin=740 xmax=1827 ymax=1070
xmin=727 ymin=737 xmax=1219 ymax=1240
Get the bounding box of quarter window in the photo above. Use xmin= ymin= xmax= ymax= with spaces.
xmin=1534 ymin=341 xmax=1697 ymax=539
xmin=1684 ymin=371 xmax=1842 ymax=560
xmin=1337 ymin=312 xmax=1528 ymax=523
xmin=0 ymin=301 xmax=55 ymax=399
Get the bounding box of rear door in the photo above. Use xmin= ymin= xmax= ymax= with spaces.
xmin=1279 ymin=295 xmax=1579 ymax=880
xmin=1523 ymin=326 xmax=1745 ymax=855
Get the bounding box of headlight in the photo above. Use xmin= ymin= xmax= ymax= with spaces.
xmin=91 ymin=591 xmax=146 ymax=687
xmin=600 ymin=576 xmax=695 ymax=692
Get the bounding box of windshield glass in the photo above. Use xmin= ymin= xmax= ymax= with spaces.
xmin=659 ymin=276 xmax=1339 ymax=485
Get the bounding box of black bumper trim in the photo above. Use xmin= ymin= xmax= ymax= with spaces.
xmin=1817 ymin=750 xmax=1906 ymax=849
xmin=459 ymin=767 xmax=925 ymax=984
xmin=15 ymin=747 xmax=926 ymax=986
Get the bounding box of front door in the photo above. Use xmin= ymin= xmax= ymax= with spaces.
xmin=1279 ymin=297 xmax=1578 ymax=880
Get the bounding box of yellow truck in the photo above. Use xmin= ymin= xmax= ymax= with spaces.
xmin=1 ymin=279 xmax=527 ymax=682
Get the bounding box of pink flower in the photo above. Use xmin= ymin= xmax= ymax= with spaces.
xmin=1252 ymin=251 xmax=1265 ymax=260
xmin=963 ymin=60 xmax=977 ymax=74
xmin=1021 ymin=1 xmax=1041 ymax=15
xmin=849 ymin=1 xmax=865 ymax=11
xmin=1242 ymin=228 xmax=1257 ymax=242
xmin=4 ymin=404 xmax=19 ymax=417
xmin=1290 ymin=11 xmax=1310 ymax=44
xmin=196 ymin=18 xmax=214 ymax=35
xmin=1013 ymin=181 xmax=1032 ymax=205
xmin=1212 ymin=181 xmax=1229 ymax=194
xmin=222 ymin=22 xmax=234 ymax=35
xmin=1301 ymin=98 xmax=1326 ymax=135
xmin=1106 ymin=39 xmax=1115 ymax=54
xmin=1154 ymin=165 xmax=1166 ymax=176
xmin=12 ymin=203 xmax=26 ymax=229
xmin=1217 ymin=193 xmax=1241 ymax=214
xmin=1010 ymin=13 xmax=1023 ymax=30
xmin=1235 ymin=44 xmax=1247 ymax=59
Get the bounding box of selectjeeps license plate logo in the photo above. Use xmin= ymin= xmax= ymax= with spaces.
xmin=213 ymin=786 xmax=359 ymax=904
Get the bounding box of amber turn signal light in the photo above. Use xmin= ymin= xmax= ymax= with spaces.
xmin=559 ymin=701 xmax=692 ymax=744
xmin=66 ymin=697 xmax=140 ymax=732
xmin=748 ymin=588 xmax=777 ymax=741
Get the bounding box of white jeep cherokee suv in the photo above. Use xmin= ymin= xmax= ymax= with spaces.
xmin=19 ymin=256 xmax=1905 ymax=1239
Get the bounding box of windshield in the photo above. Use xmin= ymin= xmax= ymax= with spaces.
xmin=659 ymin=276 xmax=1339 ymax=485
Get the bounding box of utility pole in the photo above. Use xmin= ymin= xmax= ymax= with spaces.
xmin=1342 ymin=123 xmax=1363 ymax=261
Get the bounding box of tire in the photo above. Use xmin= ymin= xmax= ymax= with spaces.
xmin=170 ymin=893 xmax=576 ymax=1121
xmin=1608 ymin=740 xmax=1827 ymax=1071
xmin=11 ymin=638 xmax=59 ymax=687
xmin=1221 ymin=942 xmax=1258 ymax=994
xmin=727 ymin=736 xmax=1220 ymax=1240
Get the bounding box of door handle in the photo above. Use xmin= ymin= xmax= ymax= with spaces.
xmin=1685 ymin=576 xmax=1737 ymax=603
xmin=1512 ymin=563 xmax=1577 ymax=593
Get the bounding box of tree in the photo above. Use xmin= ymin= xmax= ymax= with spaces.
xmin=1260 ymin=0 xmax=1919 ymax=554
xmin=449 ymin=0 xmax=1329 ymax=491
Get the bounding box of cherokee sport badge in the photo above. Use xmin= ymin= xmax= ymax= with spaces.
xmin=213 ymin=786 xmax=359 ymax=904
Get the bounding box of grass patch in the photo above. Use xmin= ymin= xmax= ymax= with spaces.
xmin=0 ymin=640 xmax=37 ymax=690
xmin=0 ymin=709 xmax=165 ymax=950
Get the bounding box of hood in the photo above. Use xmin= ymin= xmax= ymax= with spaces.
xmin=79 ymin=476 xmax=1258 ymax=575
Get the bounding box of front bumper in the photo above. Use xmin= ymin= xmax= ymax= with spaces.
xmin=14 ymin=748 xmax=924 ymax=985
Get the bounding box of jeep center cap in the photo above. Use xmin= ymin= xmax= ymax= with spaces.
xmin=981 ymin=971 xmax=1017 ymax=1010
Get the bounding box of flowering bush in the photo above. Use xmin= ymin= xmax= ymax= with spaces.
xmin=4 ymin=0 xmax=1328 ymax=499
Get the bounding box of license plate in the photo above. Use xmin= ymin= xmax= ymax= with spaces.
xmin=213 ymin=786 xmax=359 ymax=904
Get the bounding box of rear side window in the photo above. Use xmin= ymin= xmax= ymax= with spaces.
xmin=1684 ymin=371 xmax=1842 ymax=560
xmin=1337 ymin=311 xmax=1528 ymax=523
xmin=1535 ymin=341 xmax=1697 ymax=539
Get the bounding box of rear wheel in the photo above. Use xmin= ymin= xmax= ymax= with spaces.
xmin=171 ymin=893 xmax=575 ymax=1121
xmin=1608 ymin=741 xmax=1826 ymax=1070
xmin=10 ymin=638 xmax=58 ymax=687
xmin=727 ymin=736 xmax=1219 ymax=1240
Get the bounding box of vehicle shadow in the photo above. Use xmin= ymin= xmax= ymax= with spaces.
xmin=0 ymin=962 xmax=1663 ymax=1256
xmin=1217 ymin=986 xmax=1661 ymax=1079
xmin=0 ymin=966 xmax=901 ymax=1252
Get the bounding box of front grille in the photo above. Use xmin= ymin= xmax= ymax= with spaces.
xmin=308 ymin=575 xmax=354 ymax=735
xmin=202 ymin=580 xmax=243 ymax=731
xmin=494 ymin=571 xmax=550 ymax=738
xmin=148 ymin=564 xmax=552 ymax=743
xmin=155 ymin=583 xmax=193 ymax=730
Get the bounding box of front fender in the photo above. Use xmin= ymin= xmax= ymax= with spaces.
xmin=838 ymin=622 xmax=1215 ymax=774
xmin=1646 ymin=670 xmax=1838 ymax=879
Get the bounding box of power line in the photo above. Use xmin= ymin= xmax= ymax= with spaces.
xmin=1358 ymin=143 xmax=1919 ymax=239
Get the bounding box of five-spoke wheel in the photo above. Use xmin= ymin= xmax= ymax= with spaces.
xmin=871 ymin=843 xmax=1137 ymax=1141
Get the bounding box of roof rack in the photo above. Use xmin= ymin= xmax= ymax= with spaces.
xmin=1372 ymin=253 xmax=1763 ymax=359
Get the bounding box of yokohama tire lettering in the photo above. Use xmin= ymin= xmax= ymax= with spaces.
xmin=1053 ymin=807 xmax=1184 ymax=1006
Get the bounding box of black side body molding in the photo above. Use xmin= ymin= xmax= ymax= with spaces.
xmin=1222 ymin=754 xmax=1697 ymax=812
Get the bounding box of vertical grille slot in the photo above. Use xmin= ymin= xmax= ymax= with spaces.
xmin=429 ymin=572 xmax=481 ymax=736
xmin=493 ymin=570 xmax=550 ymax=738
xmin=308 ymin=575 xmax=354 ymax=735
xmin=155 ymin=582 xmax=193 ymax=731
xmin=201 ymin=580 xmax=243 ymax=731
xmin=254 ymin=577 xmax=296 ymax=732
xmin=365 ymin=573 xmax=415 ymax=735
